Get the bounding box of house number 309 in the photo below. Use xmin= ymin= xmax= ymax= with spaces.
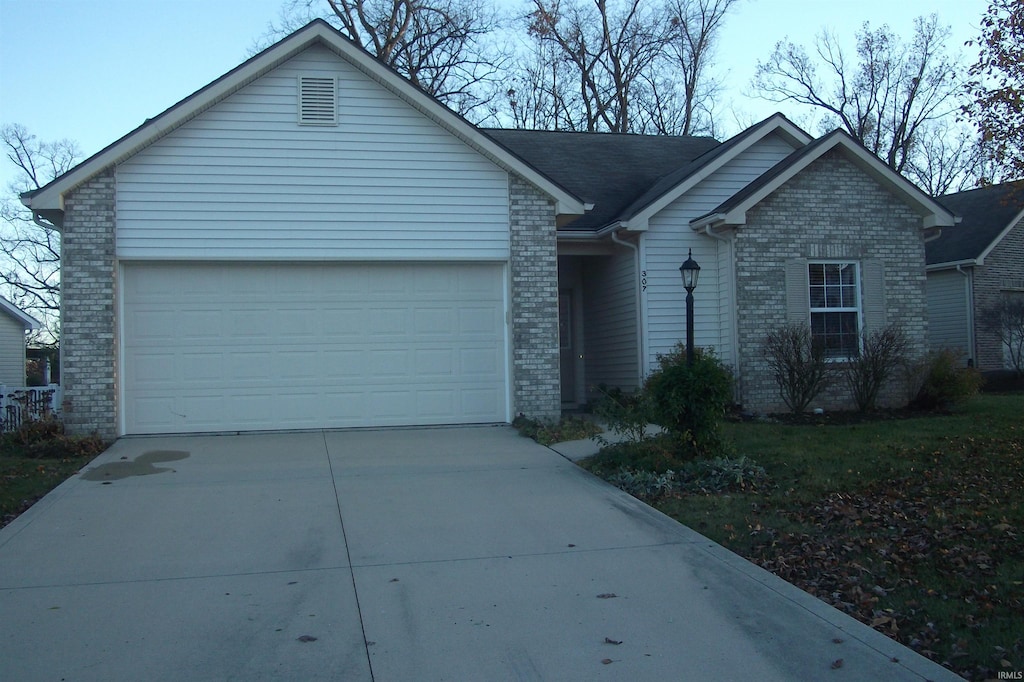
xmin=641 ymin=270 xmax=648 ymax=292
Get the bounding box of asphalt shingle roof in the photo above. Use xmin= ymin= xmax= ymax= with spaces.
xmin=482 ymin=129 xmax=719 ymax=231
xmin=927 ymin=182 xmax=1024 ymax=265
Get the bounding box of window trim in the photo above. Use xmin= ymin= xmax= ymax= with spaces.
xmin=807 ymin=261 xmax=863 ymax=361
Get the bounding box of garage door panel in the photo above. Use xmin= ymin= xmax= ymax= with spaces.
xmin=123 ymin=262 xmax=507 ymax=434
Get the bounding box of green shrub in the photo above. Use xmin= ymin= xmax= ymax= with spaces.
xmin=910 ymin=349 xmax=984 ymax=410
xmin=678 ymin=456 xmax=768 ymax=493
xmin=643 ymin=345 xmax=733 ymax=457
xmin=587 ymin=433 xmax=696 ymax=473
xmin=605 ymin=467 xmax=678 ymax=501
xmin=763 ymin=323 xmax=832 ymax=413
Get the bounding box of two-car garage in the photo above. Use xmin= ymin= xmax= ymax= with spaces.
xmin=121 ymin=262 xmax=509 ymax=435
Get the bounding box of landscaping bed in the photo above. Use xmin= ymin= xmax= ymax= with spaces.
xmin=582 ymin=393 xmax=1024 ymax=681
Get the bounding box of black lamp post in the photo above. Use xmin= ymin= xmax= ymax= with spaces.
xmin=679 ymin=248 xmax=701 ymax=366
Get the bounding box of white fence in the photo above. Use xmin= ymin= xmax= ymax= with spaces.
xmin=0 ymin=385 xmax=62 ymax=432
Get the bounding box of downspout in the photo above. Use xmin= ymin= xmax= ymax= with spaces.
xmin=956 ymin=264 xmax=976 ymax=367
xmin=611 ymin=229 xmax=646 ymax=388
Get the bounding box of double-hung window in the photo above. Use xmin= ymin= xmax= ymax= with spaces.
xmin=808 ymin=262 xmax=861 ymax=360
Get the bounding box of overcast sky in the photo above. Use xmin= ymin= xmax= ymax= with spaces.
xmin=0 ymin=0 xmax=989 ymax=189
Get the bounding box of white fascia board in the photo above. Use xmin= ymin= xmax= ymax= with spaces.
xmin=927 ymin=259 xmax=979 ymax=272
xmin=27 ymin=21 xmax=585 ymax=220
xmin=710 ymin=135 xmax=957 ymax=231
xmin=627 ymin=115 xmax=813 ymax=229
xmin=0 ymin=298 xmax=40 ymax=330
xmin=976 ymin=208 xmax=1024 ymax=264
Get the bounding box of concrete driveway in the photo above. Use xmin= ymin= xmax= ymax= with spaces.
xmin=0 ymin=426 xmax=960 ymax=681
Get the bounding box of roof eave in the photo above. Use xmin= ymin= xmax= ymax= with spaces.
xmin=700 ymin=133 xmax=958 ymax=232
xmin=926 ymin=259 xmax=980 ymax=271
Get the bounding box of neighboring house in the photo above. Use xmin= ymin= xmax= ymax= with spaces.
xmin=0 ymin=297 xmax=40 ymax=387
xmin=926 ymin=182 xmax=1024 ymax=371
xmin=22 ymin=20 xmax=955 ymax=438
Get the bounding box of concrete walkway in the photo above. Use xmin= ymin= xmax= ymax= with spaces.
xmin=0 ymin=426 xmax=960 ymax=681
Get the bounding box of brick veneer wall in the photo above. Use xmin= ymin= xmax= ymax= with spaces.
xmin=60 ymin=170 xmax=118 ymax=438
xmin=973 ymin=220 xmax=1024 ymax=370
xmin=734 ymin=151 xmax=929 ymax=413
xmin=509 ymin=173 xmax=561 ymax=421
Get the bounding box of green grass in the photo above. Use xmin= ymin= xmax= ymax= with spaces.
xmin=1 ymin=452 xmax=96 ymax=527
xmin=582 ymin=393 xmax=1024 ymax=681
xmin=1 ymin=421 xmax=109 ymax=528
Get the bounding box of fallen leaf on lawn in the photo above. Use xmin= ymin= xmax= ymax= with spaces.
xmin=604 ymin=637 xmax=622 ymax=645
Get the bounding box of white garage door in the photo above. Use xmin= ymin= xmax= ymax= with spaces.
xmin=122 ymin=262 xmax=508 ymax=434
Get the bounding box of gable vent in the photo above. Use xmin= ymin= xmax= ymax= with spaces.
xmin=298 ymin=76 xmax=338 ymax=125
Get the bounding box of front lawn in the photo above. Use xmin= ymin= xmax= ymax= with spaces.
xmin=582 ymin=393 xmax=1024 ymax=681
xmin=0 ymin=422 xmax=108 ymax=528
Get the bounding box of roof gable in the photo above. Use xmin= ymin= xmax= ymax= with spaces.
xmin=23 ymin=20 xmax=585 ymax=225
xmin=619 ymin=113 xmax=813 ymax=231
xmin=926 ymin=181 xmax=1024 ymax=267
xmin=690 ymin=129 xmax=956 ymax=232
xmin=0 ymin=297 xmax=40 ymax=331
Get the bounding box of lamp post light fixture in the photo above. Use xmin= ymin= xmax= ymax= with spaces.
xmin=679 ymin=248 xmax=701 ymax=367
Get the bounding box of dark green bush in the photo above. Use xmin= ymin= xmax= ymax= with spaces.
xmin=910 ymin=349 xmax=984 ymax=410
xmin=643 ymin=345 xmax=733 ymax=457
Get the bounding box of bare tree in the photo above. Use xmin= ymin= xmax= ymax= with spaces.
xmin=1 ymin=124 xmax=79 ymax=345
xmin=752 ymin=15 xmax=972 ymax=187
xmin=520 ymin=0 xmax=735 ymax=134
xmin=261 ymin=0 xmax=505 ymax=116
xmin=526 ymin=0 xmax=669 ymax=133
xmin=651 ymin=0 xmax=737 ymax=135
xmin=906 ymin=119 xmax=988 ymax=195
xmin=981 ymin=295 xmax=1024 ymax=376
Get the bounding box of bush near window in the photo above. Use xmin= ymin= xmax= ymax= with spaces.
xmin=909 ymin=349 xmax=984 ymax=410
xmin=643 ymin=344 xmax=734 ymax=457
xmin=763 ymin=323 xmax=833 ymax=413
xmin=843 ymin=323 xmax=910 ymax=412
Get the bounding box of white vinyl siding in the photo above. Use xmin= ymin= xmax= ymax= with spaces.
xmin=116 ymin=44 xmax=509 ymax=261
xmin=644 ymin=133 xmax=797 ymax=370
xmin=582 ymin=249 xmax=640 ymax=394
xmin=926 ymin=269 xmax=972 ymax=359
xmin=0 ymin=315 xmax=27 ymax=386
xmin=121 ymin=262 xmax=508 ymax=435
